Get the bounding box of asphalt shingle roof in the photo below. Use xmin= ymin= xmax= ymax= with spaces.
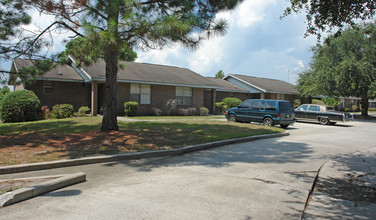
xmin=229 ymin=74 xmax=297 ymax=94
xmin=82 ymin=60 xmax=218 ymax=88
xmin=13 ymin=58 xmax=84 ymax=81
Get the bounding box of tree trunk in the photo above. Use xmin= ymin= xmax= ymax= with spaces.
xmin=100 ymin=45 xmax=119 ymax=131
xmin=360 ymin=96 xmax=369 ymax=117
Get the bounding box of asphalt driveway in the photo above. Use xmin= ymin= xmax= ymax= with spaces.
xmin=0 ymin=120 xmax=375 ymax=219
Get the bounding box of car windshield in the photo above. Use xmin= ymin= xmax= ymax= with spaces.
xmin=279 ymin=102 xmax=293 ymax=112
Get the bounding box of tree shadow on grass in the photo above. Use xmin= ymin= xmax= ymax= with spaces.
xmin=0 ymin=121 xmax=283 ymax=165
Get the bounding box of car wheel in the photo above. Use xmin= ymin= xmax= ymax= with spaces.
xmin=280 ymin=124 xmax=289 ymax=128
xmin=228 ymin=114 xmax=236 ymax=122
xmin=263 ymin=117 xmax=274 ymax=126
xmin=319 ymin=117 xmax=329 ymax=125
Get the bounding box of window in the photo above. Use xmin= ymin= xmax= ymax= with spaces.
xmin=308 ymin=105 xmax=320 ymax=111
xmin=277 ymin=94 xmax=285 ymax=100
xmin=297 ymin=104 xmax=309 ymax=111
xmin=265 ymin=100 xmax=277 ymax=111
xmin=251 ymin=100 xmax=264 ymax=110
xmin=130 ymin=84 xmax=151 ymax=104
xmin=176 ymin=87 xmax=192 ymax=105
xmin=44 ymin=80 xmax=53 ymax=93
xmin=239 ymin=100 xmax=252 ymax=108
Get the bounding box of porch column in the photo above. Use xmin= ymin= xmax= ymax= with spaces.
xmin=91 ymin=81 xmax=98 ymax=116
xmin=261 ymin=92 xmax=265 ymax=99
xmin=211 ymin=89 xmax=216 ymax=114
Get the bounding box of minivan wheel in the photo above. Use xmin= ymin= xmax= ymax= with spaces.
xmin=280 ymin=124 xmax=289 ymax=128
xmin=319 ymin=117 xmax=329 ymax=125
xmin=263 ymin=117 xmax=274 ymax=126
xmin=228 ymin=114 xmax=236 ymax=122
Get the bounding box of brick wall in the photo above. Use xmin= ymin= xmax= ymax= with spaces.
xmin=25 ymin=80 xmax=90 ymax=111
xmin=115 ymin=83 xmax=205 ymax=116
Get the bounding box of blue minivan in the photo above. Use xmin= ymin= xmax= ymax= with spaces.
xmin=225 ymin=99 xmax=296 ymax=128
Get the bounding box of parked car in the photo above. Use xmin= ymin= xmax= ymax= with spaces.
xmin=294 ymin=104 xmax=354 ymax=125
xmin=225 ymin=99 xmax=296 ymax=128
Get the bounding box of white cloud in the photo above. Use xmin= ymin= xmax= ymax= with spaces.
xmin=136 ymin=46 xmax=180 ymax=66
xmin=234 ymin=0 xmax=277 ymax=28
xmin=187 ymin=37 xmax=226 ymax=74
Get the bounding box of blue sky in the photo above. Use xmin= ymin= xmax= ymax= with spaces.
xmin=4 ymin=0 xmax=317 ymax=86
xmin=135 ymin=0 xmax=317 ymax=84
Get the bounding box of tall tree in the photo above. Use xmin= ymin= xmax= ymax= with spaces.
xmin=297 ymin=23 xmax=376 ymax=116
xmin=59 ymin=36 xmax=137 ymax=65
xmin=283 ymin=0 xmax=376 ymax=38
xmin=20 ymin=0 xmax=242 ymax=131
xmin=215 ymin=70 xmax=225 ymax=78
xmin=0 ymin=0 xmax=31 ymax=82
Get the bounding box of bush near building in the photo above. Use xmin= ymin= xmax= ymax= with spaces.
xmin=1 ymin=90 xmax=41 ymax=123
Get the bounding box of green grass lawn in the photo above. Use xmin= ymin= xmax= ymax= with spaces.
xmin=0 ymin=116 xmax=283 ymax=166
xmin=128 ymin=115 xmax=225 ymax=120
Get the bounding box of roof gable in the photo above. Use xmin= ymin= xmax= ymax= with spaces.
xmin=206 ymin=77 xmax=248 ymax=93
xmin=225 ymin=74 xmax=297 ymax=94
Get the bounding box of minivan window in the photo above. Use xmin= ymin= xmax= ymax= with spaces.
xmin=279 ymin=102 xmax=293 ymax=112
xmin=251 ymin=100 xmax=264 ymax=110
xmin=265 ymin=100 xmax=277 ymax=111
xmin=239 ymin=99 xmax=252 ymax=108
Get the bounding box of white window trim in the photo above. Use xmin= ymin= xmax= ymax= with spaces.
xmin=130 ymin=84 xmax=151 ymax=104
xmin=176 ymin=87 xmax=192 ymax=105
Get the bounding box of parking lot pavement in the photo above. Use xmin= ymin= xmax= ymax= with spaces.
xmin=303 ymin=146 xmax=376 ymax=219
xmin=0 ymin=120 xmax=375 ymax=219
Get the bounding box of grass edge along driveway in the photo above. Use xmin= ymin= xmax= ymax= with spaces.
xmin=0 ymin=116 xmax=283 ymax=166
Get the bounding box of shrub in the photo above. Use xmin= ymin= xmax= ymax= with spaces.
xmin=1 ymin=90 xmax=41 ymax=123
xmin=152 ymin=108 xmax=162 ymax=116
xmin=351 ymin=105 xmax=359 ymax=112
xmin=344 ymin=108 xmax=350 ymax=112
xmin=215 ymin=102 xmax=228 ymax=114
xmin=322 ymin=97 xmax=341 ymax=106
xmin=51 ymin=104 xmax=74 ymax=119
xmin=293 ymin=99 xmax=301 ymax=108
xmin=40 ymin=106 xmax=52 ymax=119
xmin=178 ymin=108 xmax=196 ymax=116
xmin=200 ymin=107 xmax=209 ymax=116
xmin=312 ymin=99 xmax=324 ymax=105
xmin=164 ymin=99 xmax=176 ymax=116
xmin=124 ymin=101 xmax=138 ymax=116
xmin=222 ymin=97 xmax=242 ymax=109
xmin=0 ymin=86 xmax=10 ymax=102
xmin=76 ymin=106 xmax=91 ymax=117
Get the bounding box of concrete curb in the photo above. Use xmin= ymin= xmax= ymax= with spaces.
xmin=0 ymin=172 xmax=86 ymax=207
xmin=0 ymin=132 xmax=288 ymax=175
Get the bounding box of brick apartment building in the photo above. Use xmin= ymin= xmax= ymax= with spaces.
xmin=11 ymin=57 xmax=298 ymax=116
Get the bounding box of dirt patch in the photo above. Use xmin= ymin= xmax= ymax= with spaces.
xmin=316 ymin=175 xmax=376 ymax=203
xmin=0 ymin=130 xmax=176 ymax=166
xmin=0 ymin=177 xmax=57 ymax=195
